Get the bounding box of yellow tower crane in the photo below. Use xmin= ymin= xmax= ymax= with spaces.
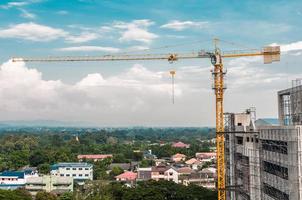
xmin=12 ymin=40 xmax=280 ymax=200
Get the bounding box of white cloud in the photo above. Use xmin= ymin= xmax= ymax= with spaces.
xmin=272 ymin=41 xmax=302 ymax=52
xmin=57 ymin=46 xmax=120 ymax=53
xmin=0 ymin=1 xmax=29 ymax=9
xmin=0 ymin=22 xmax=68 ymax=41
xmin=65 ymin=32 xmax=99 ymax=43
xmin=161 ymin=20 xmax=208 ymax=31
xmin=127 ymin=46 xmax=149 ymax=51
xmin=0 ymin=56 xmax=300 ymax=126
xmin=114 ymin=19 xmax=158 ymax=43
xmin=56 ymin=10 xmax=69 ymax=15
xmin=0 ymin=61 xmax=186 ymax=125
xmin=0 ymin=0 xmax=43 ymax=9
xmin=0 ymin=22 xmax=101 ymax=43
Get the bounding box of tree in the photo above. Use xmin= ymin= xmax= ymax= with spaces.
xmin=59 ymin=192 xmax=73 ymax=200
xmin=109 ymin=166 xmax=124 ymax=178
xmin=29 ymin=151 xmax=46 ymax=166
xmin=0 ymin=188 xmax=32 ymax=200
xmin=36 ymin=191 xmax=57 ymax=200
xmin=38 ymin=163 xmax=50 ymax=175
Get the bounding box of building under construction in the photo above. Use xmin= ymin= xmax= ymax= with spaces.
xmin=225 ymin=82 xmax=302 ymax=200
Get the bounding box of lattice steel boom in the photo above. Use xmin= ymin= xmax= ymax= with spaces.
xmin=12 ymin=44 xmax=280 ymax=200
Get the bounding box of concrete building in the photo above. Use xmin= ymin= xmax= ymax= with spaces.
xmin=225 ymin=108 xmax=261 ymax=200
xmin=226 ymin=105 xmax=302 ymax=199
xmin=25 ymin=175 xmax=73 ymax=196
xmin=51 ymin=162 xmax=93 ymax=183
xmin=257 ymin=125 xmax=302 ymax=200
xmin=0 ymin=170 xmax=38 ymax=190
xmin=278 ymin=80 xmax=302 ymax=126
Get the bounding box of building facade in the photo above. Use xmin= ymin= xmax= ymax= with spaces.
xmin=51 ymin=163 xmax=93 ymax=183
xmin=225 ymin=109 xmax=261 ymax=200
xmin=0 ymin=170 xmax=38 ymax=190
xmin=225 ymin=106 xmax=302 ymax=199
xmin=25 ymin=175 xmax=73 ymax=196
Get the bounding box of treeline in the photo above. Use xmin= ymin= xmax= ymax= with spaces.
xmin=0 ymin=180 xmax=217 ymax=200
xmin=0 ymin=128 xmax=214 ymax=171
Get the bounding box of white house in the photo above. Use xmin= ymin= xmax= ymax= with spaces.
xmin=164 ymin=167 xmax=179 ymax=183
xmin=0 ymin=169 xmax=38 ymax=190
xmin=51 ymin=162 xmax=93 ymax=183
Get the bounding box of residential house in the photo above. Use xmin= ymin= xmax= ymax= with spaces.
xmin=151 ymin=164 xmax=168 ymax=181
xmin=195 ymin=152 xmax=216 ymax=160
xmin=77 ymin=154 xmax=113 ymax=162
xmin=182 ymin=168 xmax=216 ymax=189
xmin=115 ymin=171 xmax=137 ymax=186
xmin=185 ymin=158 xmax=201 ymax=170
xmin=137 ymin=167 xmax=152 ymax=181
xmin=0 ymin=170 xmax=38 ymax=190
xmin=177 ymin=167 xmax=193 ymax=176
xmin=164 ymin=167 xmax=179 ymax=183
xmin=172 ymin=142 xmax=190 ymax=148
xmin=171 ymin=153 xmax=186 ymax=163
xmin=25 ymin=175 xmax=73 ymax=196
xmin=51 ymin=162 xmax=93 ymax=184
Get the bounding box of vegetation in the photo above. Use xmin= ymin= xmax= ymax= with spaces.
xmin=76 ymin=180 xmax=217 ymax=200
xmin=0 ymin=188 xmax=31 ymax=200
xmin=0 ymin=127 xmax=214 ymax=171
xmin=0 ymin=127 xmax=217 ymax=199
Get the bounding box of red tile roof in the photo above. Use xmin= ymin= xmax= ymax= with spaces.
xmin=115 ymin=171 xmax=137 ymax=181
xmin=172 ymin=142 xmax=190 ymax=148
xmin=77 ymin=154 xmax=113 ymax=160
xmin=177 ymin=167 xmax=193 ymax=174
xmin=195 ymin=152 xmax=216 ymax=159
xmin=172 ymin=153 xmax=186 ymax=158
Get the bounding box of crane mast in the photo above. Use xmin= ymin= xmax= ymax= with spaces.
xmin=12 ymin=43 xmax=280 ymax=200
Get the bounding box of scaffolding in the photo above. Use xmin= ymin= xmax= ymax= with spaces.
xmin=225 ymin=110 xmax=302 ymax=200
xmin=278 ymin=79 xmax=302 ymax=126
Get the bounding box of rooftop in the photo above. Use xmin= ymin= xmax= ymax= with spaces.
xmin=0 ymin=171 xmax=24 ymax=179
xmin=172 ymin=142 xmax=190 ymax=148
xmin=172 ymin=153 xmax=186 ymax=158
xmin=77 ymin=154 xmax=113 ymax=159
xmin=115 ymin=171 xmax=137 ymax=181
xmin=51 ymin=162 xmax=92 ymax=170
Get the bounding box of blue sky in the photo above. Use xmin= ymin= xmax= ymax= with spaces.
xmin=0 ymin=0 xmax=301 ymax=126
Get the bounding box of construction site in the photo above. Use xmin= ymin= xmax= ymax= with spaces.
xmin=11 ymin=39 xmax=285 ymax=200
xmin=225 ymin=80 xmax=302 ymax=200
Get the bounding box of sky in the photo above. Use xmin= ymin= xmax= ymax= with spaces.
xmin=0 ymin=0 xmax=302 ymax=126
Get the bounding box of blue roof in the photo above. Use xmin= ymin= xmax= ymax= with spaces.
xmin=0 ymin=171 xmax=24 ymax=179
xmin=51 ymin=162 xmax=92 ymax=170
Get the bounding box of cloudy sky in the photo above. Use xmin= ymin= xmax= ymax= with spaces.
xmin=0 ymin=0 xmax=301 ymax=126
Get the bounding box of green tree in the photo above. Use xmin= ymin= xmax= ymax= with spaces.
xmin=38 ymin=163 xmax=50 ymax=175
xmin=0 ymin=188 xmax=32 ymax=200
xmin=59 ymin=192 xmax=73 ymax=200
xmin=109 ymin=166 xmax=124 ymax=178
xmin=29 ymin=151 xmax=46 ymax=166
xmin=36 ymin=191 xmax=57 ymax=200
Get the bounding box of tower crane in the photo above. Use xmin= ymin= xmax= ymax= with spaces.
xmin=12 ymin=40 xmax=280 ymax=200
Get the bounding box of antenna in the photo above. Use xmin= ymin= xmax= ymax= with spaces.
xmin=170 ymin=70 xmax=176 ymax=104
